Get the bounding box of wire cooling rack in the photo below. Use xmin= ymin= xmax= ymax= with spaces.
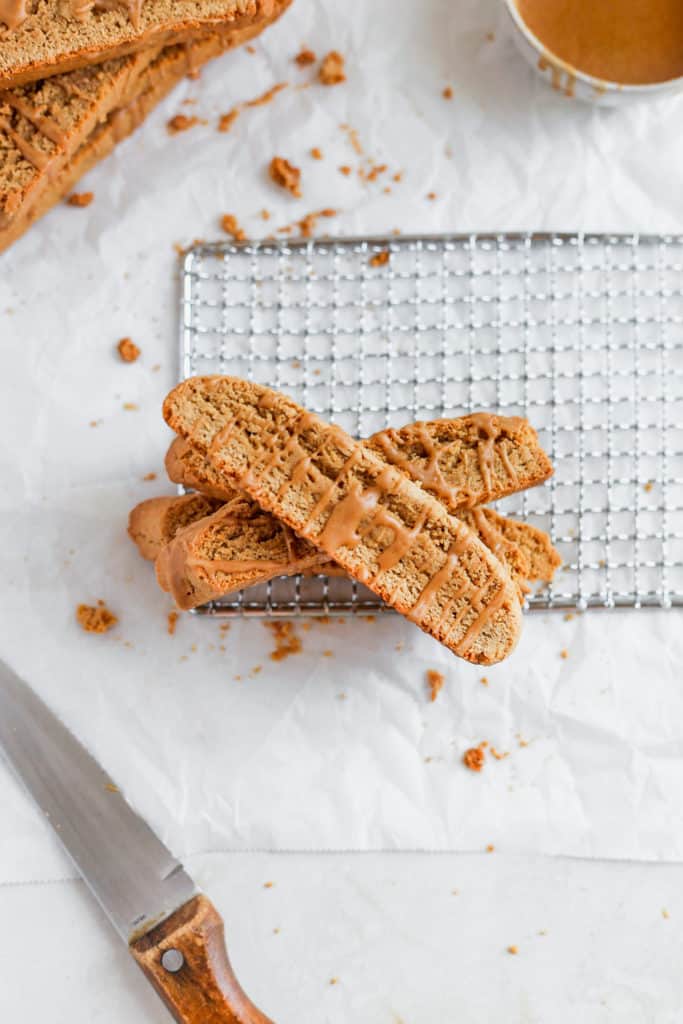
xmin=180 ymin=233 xmax=683 ymax=615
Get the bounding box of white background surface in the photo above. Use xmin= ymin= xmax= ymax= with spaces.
xmin=2 ymin=0 xmax=683 ymax=1018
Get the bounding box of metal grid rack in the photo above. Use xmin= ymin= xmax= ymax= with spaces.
xmin=180 ymin=233 xmax=683 ymax=616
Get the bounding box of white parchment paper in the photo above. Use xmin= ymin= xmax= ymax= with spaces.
xmin=2 ymin=0 xmax=683 ymax=884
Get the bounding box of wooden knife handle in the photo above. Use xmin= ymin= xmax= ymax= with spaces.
xmin=130 ymin=894 xmax=274 ymax=1023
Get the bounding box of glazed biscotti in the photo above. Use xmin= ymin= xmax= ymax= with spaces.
xmin=0 ymin=12 xmax=283 ymax=251
xmin=128 ymin=492 xmax=223 ymax=560
xmin=0 ymin=0 xmax=288 ymax=87
xmin=163 ymin=377 xmax=524 ymax=664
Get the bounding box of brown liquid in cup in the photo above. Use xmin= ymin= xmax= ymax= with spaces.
xmin=516 ymin=0 xmax=683 ymax=85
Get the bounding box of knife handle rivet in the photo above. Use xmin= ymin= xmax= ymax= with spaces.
xmin=161 ymin=948 xmax=184 ymax=973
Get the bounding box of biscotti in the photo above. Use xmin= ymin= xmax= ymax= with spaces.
xmin=0 ymin=11 xmax=283 ymax=251
xmin=163 ymin=377 xmax=524 ymax=664
xmin=0 ymin=0 xmax=289 ymax=88
xmin=128 ymin=492 xmax=223 ymax=560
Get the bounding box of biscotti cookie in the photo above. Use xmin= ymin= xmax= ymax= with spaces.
xmin=366 ymin=415 xmax=553 ymax=513
xmin=128 ymin=492 xmax=223 ymax=560
xmin=484 ymin=508 xmax=561 ymax=583
xmin=0 ymin=15 xmax=279 ymax=251
xmin=163 ymin=377 xmax=523 ymax=664
xmin=0 ymin=0 xmax=290 ymax=88
xmin=166 ymin=435 xmax=237 ymax=500
xmin=155 ymin=494 xmax=329 ymax=608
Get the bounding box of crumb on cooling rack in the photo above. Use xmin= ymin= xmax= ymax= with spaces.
xmin=295 ymin=46 xmax=316 ymax=66
xmin=142 ymin=472 xmax=156 ymax=481
xmin=369 ymin=249 xmax=390 ymax=268
xmin=644 ymin=480 xmax=654 ymax=493
xmin=220 ymin=213 xmax=247 ymax=241
xmin=310 ymin=146 xmax=323 ymax=159
xmin=67 ymin=191 xmax=94 ymax=207
xmin=426 ymin=668 xmax=445 ymax=702
xmin=442 ymin=85 xmax=453 ymax=99
xmin=77 ymin=601 xmax=118 ymax=634
xmin=507 ymin=945 xmax=518 ymax=955
xmin=319 ymin=50 xmax=346 ymax=85
xmin=218 ymin=108 xmax=239 ymax=132
xmin=117 ymin=337 xmax=140 ymax=362
xmin=265 ymin=620 xmax=302 ymax=661
xmin=167 ymin=611 xmax=179 ymax=635
xmin=463 ymin=745 xmax=486 ymax=772
xmin=269 ymin=156 xmax=302 ymax=197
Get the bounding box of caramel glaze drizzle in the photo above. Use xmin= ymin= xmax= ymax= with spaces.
xmin=70 ymin=0 xmax=144 ymax=30
xmin=203 ymin=393 xmax=515 ymax=658
xmin=371 ymin=413 xmax=525 ymax=511
xmin=0 ymin=0 xmax=26 ymax=30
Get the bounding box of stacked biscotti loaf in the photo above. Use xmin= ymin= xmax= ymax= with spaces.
xmin=129 ymin=377 xmax=560 ymax=665
xmin=0 ymin=0 xmax=292 ymax=250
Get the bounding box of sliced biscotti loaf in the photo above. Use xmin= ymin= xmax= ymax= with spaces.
xmin=128 ymin=493 xmax=223 ymax=561
xmin=163 ymin=377 xmax=523 ymax=664
xmin=486 ymin=508 xmax=561 ymax=583
xmin=0 ymin=46 xmax=159 ymax=230
xmin=155 ymin=493 xmax=328 ymax=607
xmin=367 ymin=415 xmax=553 ymax=513
xmin=0 ymin=17 xmax=277 ymax=251
xmin=0 ymin=0 xmax=289 ymax=88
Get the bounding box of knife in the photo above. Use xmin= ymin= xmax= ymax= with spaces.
xmin=0 ymin=659 xmax=274 ymax=1023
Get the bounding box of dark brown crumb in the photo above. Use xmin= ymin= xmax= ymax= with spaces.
xmin=220 ymin=213 xmax=247 ymax=241
xmin=426 ymin=669 xmax=445 ymax=702
xmin=319 ymin=51 xmax=346 ymax=85
xmin=369 ymin=249 xmax=390 ymax=268
xmin=142 ymin=472 xmax=157 ymax=481
xmin=442 ymin=86 xmax=453 ymax=99
xmin=77 ymin=601 xmax=117 ymax=634
xmin=218 ymin=108 xmax=239 ymax=132
xmin=269 ymin=156 xmax=302 ymax=197
xmin=167 ymin=114 xmax=201 ymax=134
xmin=265 ymin=621 xmax=302 ymax=660
xmin=117 ymin=337 xmax=140 ymax=362
xmin=310 ymin=146 xmax=323 ymax=159
xmin=67 ymin=191 xmax=94 ymax=208
xmin=245 ymin=82 xmax=288 ymax=108
xmin=463 ymin=745 xmax=485 ymax=772
xmin=167 ymin=611 xmax=179 ymax=635
xmin=295 ymin=47 xmax=316 ymax=67
xmin=339 ymin=164 xmax=351 ymax=176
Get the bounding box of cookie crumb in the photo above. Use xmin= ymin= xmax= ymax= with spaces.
xmin=142 ymin=472 xmax=156 ymax=481
xmin=117 ymin=337 xmax=140 ymax=362
xmin=77 ymin=601 xmax=117 ymax=634
xmin=261 ymin=208 xmax=271 ymax=220
xmin=167 ymin=611 xmax=179 ymax=636
xmin=323 ymin=649 xmax=333 ymax=658
xmin=220 ymin=213 xmax=247 ymax=241
xmin=463 ymin=746 xmax=485 ymax=772
xmin=339 ymin=164 xmax=351 ymax=176
xmin=295 ymin=46 xmax=316 ymax=66
xmin=218 ymin=107 xmax=239 ymax=132
xmin=319 ymin=50 xmax=346 ymax=85
xmin=167 ymin=114 xmax=201 ymax=134
xmin=269 ymin=156 xmax=302 ymax=197
xmin=442 ymin=85 xmax=453 ymax=99
xmin=104 ymin=783 xmax=119 ymax=793
xmin=486 ymin=844 xmax=495 ymax=853
xmin=507 ymin=945 xmax=518 ymax=955
xmin=480 ymin=675 xmax=489 ymax=686
xmin=369 ymin=249 xmax=390 ymax=268
xmin=265 ymin=620 xmax=302 ymax=660
xmin=490 ymin=746 xmax=509 ymax=761
xmin=246 ymin=44 xmax=256 ymax=54
xmin=426 ymin=668 xmax=445 ymax=702
xmin=426 ymin=191 xmax=437 ymax=200
xmin=245 ymin=82 xmax=288 ymax=108
xmin=486 ymin=31 xmax=495 ymax=42
xmin=263 ymin=881 xmax=274 ymax=889
xmin=329 ymin=977 xmax=339 ymax=986
xmin=662 ymin=908 xmax=670 ymax=919
xmin=67 ymin=191 xmax=94 ymax=207
xmin=560 ymin=648 xmax=569 ymax=659
xmin=644 ymin=480 xmax=654 ymax=493
xmin=563 ymin=612 xmax=574 ymax=621
xmin=122 ymin=402 xmax=138 ymax=411
xmin=310 ymin=146 xmax=323 ymax=159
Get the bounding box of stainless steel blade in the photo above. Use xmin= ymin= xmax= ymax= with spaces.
xmin=0 ymin=659 xmax=197 ymax=943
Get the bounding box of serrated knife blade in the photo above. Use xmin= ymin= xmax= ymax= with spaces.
xmin=0 ymin=659 xmax=274 ymax=1023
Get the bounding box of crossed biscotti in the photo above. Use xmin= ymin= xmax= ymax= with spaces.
xmin=157 ymin=377 xmax=557 ymax=664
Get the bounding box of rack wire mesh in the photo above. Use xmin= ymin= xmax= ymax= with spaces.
xmin=180 ymin=233 xmax=683 ymax=616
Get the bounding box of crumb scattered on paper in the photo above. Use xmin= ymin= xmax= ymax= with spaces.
xmin=67 ymin=192 xmax=94 ymax=207
xmin=426 ymin=669 xmax=445 ymax=702
xmin=560 ymin=648 xmax=569 ymax=659
xmin=117 ymin=337 xmax=140 ymax=362
xmin=486 ymin=844 xmax=495 ymax=852
xmin=122 ymin=402 xmax=138 ymax=411
xmin=662 ymin=908 xmax=670 ymax=919
xmin=310 ymin=146 xmax=323 ymax=159
xmin=220 ymin=214 xmax=247 ymax=241
xmin=142 ymin=472 xmax=156 ymax=481
xmin=463 ymin=745 xmax=485 ymax=772
xmin=218 ymin=108 xmax=239 ymax=132
xmin=167 ymin=114 xmax=201 ymax=134
xmin=490 ymin=746 xmax=510 ymax=761
xmin=295 ymin=46 xmax=316 ymax=66
xmin=480 ymin=675 xmax=489 ymax=686
xmin=265 ymin=621 xmax=302 ymax=661
xmin=246 ymin=82 xmax=288 ymax=108
xmin=104 ymin=783 xmax=119 ymax=793
xmin=442 ymin=85 xmax=453 ymax=99
xmin=507 ymin=945 xmax=518 ymax=955
xmin=269 ymin=156 xmax=302 ymax=197
xmin=167 ymin=611 xmax=179 ymax=636
xmin=77 ymin=601 xmax=117 ymax=634
xmin=339 ymin=164 xmax=351 ymax=176
xmin=426 ymin=191 xmax=437 ymax=200
xmin=319 ymin=51 xmax=346 ymax=85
